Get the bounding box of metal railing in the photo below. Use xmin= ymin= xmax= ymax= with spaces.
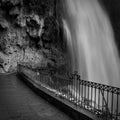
xmin=17 ymin=64 xmax=120 ymax=120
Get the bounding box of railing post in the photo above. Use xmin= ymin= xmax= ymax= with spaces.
xmin=111 ymin=92 xmax=114 ymax=119
xmin=94 ymin=86 xmax=96 ymax=111
xmin=91 ymin=86 xmax=93 ymax=110
xmin=116 ymin=94 xmax=119 ymax=120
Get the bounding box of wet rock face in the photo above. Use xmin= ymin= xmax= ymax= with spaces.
xmin=0 ymin=0 xmax=67 ymax=74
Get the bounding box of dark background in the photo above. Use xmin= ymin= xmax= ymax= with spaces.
xmin=100 ymin=0 xmax=120 ymax=56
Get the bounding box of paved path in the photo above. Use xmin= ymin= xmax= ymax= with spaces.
xmin=0 ymin=73 xmax=73 ymax=120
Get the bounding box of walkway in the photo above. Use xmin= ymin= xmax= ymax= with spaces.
xmin=0 ymin=73 xmax=73 ymax=120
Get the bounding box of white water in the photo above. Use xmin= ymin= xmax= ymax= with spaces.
xmin=63 ymin=0 xmax=120 ymax=87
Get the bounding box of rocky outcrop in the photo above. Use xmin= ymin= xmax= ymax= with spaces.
xmin=26 ymin=14 xmax=44 ymax=38
xmin=9 ymin=6 xmax=20 ymax=16
xmin=0 ymin=0 xmax=67 ymax=74
xmin=1 ymin=0 xmax=21 ymax=6
xmin=0 ymin=19 xmax=9 ymax=30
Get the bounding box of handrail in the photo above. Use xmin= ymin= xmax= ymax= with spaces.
xmin=17 ymin=64 xmax=120 ymax=120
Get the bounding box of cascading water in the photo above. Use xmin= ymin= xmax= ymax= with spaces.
xmin=63 ymin=0 xmax=120 ymax=88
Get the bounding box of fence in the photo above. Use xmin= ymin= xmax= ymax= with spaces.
xmin=17 ymin=64 xmax=120 ymax=120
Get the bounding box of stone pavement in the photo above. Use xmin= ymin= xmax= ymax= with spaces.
xmin=0 ymin=73 xmax=73 ymax=120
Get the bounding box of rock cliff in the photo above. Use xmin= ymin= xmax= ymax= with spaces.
xmin=0 ymin=0 xmax=67 ymax=74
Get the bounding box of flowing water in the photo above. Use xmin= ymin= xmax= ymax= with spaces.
xmin=63 ymin=0 xmax=120 ymax=88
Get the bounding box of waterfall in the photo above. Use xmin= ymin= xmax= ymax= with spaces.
xmin=63 ymin=0 xmax=120 ymax=87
